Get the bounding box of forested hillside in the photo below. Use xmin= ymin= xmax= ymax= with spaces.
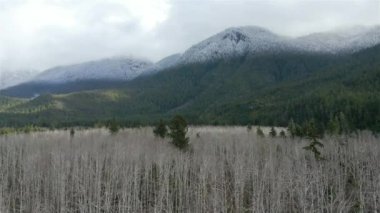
xmin=0 ymin=45 xmax=379 ymax=132
xmin=0 ymin=96 xmax=25 ymax=112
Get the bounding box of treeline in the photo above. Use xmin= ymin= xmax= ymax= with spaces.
xmin=248 ymin=90 xmax=380 ymax=134
xmin=4 ymin=90 xmax=377 ymax=132
xmin=0 ymin=125 xmax=43 ymax=135
xmin=286 ymin=113 xmax=351 ymax=138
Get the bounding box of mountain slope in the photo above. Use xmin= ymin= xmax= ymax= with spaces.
xmin=295 ymin=26 xmax=380 ymax=53
xmin=2 ymin=25 xmax=379 ymax=98
xmin=34 ymin=57 xmax=154 ymax=83
xmin=0 ymin=70 xmax=37 ymax=89
xmin=1 ymin=57 xmax=155 ymax=98
xmin=0 ymin=95 xmax=25 ymax=112
xmin=0 ymin=80 xmax=130 ymax=98
xmin=178 ymin=26 xmax=291 ymax=64
xmin=210 ymin=44 xmax=380 ymax=130
xmin=0 ymin=26 xmax=379 ymax=131
xmin=155 ymin=54 xmax=181 ymax=71
xmin=1 ymin=44 xmax=379 ymax=131
xmin=169 ymin=25 xmax=380 ymax=66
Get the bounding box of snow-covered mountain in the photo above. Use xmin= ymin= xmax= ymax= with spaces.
xmin=165 ymin=25 xmax=380 ymax=67
xmin=0 ymin=69 xmax=37 ymax=89
xmin=4 ymin=25 xmax=380 ymax=88
xmin=294 ymin=26 xmax=380 ymax=53
xmin=33 ymin=57 xmax=155 ymax=83
xmin=178 ymin=26 xmax=291 ymax=64
xmin=156 ymin=54 xmax=182 ymax=71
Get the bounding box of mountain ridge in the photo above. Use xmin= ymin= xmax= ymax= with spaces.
xmin=33 ymin=57 xmax=155 ymax=83
xmin=0 ymin=69 xmax=37 ymax=90
xmin=178 ymin=26 xmax=290 ymax=64
xmin=160 ymin=25 xmax=380 ymax=68
xmin=1 ymin=25 xmax=380 ymax=98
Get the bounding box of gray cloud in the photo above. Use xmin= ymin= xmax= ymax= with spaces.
xmin=0 ymin=0 xmax=379 ymax=73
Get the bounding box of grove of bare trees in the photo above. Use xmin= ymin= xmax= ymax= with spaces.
xmin=0 ymin=127 xmax=378 ymax=212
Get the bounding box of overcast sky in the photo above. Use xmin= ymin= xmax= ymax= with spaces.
xmin=0 ymin=0 xmax=379 ymax=72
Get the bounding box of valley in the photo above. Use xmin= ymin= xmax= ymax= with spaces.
xmin=1 ymin=38 xmax=379 ymax=132
xmin=1 ymin=1 xmax=379 ymax=212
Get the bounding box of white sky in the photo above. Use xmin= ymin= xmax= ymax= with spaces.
xmin=0 ymin=0 xmax=379 ymax=72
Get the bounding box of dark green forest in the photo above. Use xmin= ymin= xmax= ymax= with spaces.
xmin=0 ymin=45 xmax=379 ymax=132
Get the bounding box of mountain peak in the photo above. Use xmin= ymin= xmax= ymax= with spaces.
xmin=220 ymin=26 xmax=280 ymax=43
xmin=225 ymin=26 xmax=274 ymax=33
xmin=222 ymin=29 xmax=248 ymax=43
xmin=179 ymin=26 xmax=285 ymax=64
xmin=175 ymin=25 xmax=380 ymax=65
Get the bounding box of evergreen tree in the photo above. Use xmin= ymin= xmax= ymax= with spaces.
xmin=304 ymin=119 xmax=318 ymax=138
xmin=269 ymin=127 xmax=277 ymax=137
xmin=303 ymin=137 xmax=325 ymax=161
xmin=327 ymin=112 xmax=350 ymax=135
xmin=327 ymin=116 xmax=340 ymax=135
xmin=108 ymin=120 xmax=120 ymax=134
xmin=70 ymin=128 xmax=75 ymax=138
xmin=296 ymin=124 xmax=303 ymax=137
xmin=338 ymin=112 xmax=350 ymax=135
xmin=303 ymin=119 xmax=324 ymax=161
xmin=279 ymin=130 xmax=286 ymax=138
xmin=168 ymin=115 xmax=189 ymax=150
xmin=153 ymin=120 xmax=167 ymax=138
xmin=256 ymin=126 xmax=264 ymax=137
xmin=287 ymin=119 xmax=296 ymax=137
